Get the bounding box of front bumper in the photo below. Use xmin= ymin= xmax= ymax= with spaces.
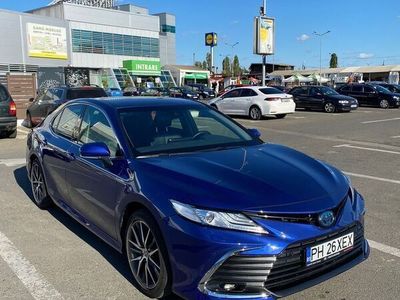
xmin=163 ymin=195 xmax=368 ymax=300
xmin=0 ymin=117 xmax=17 ymax=132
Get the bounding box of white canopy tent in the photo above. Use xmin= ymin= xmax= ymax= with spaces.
xmin=308 ymin=73 xmax=329 ymax=83
xmin=282 ymin=73 xmax=312 ymax=83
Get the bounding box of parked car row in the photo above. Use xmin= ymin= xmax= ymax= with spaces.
xmin=0 ymin=83 xmax=17 ymax=138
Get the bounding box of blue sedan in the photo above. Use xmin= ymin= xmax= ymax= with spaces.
xmin=26 ymin=97 xmax=369 ymax=299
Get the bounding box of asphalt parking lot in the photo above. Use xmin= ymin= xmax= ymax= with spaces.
xmin=0 ymin=107 xmax=399 ymax=300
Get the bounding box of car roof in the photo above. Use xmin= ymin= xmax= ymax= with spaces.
xmin=72 ymin=97 xmax=202 ymax=110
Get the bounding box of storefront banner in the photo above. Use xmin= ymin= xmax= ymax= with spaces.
xmin=27 ymin=23 xmax=68 ymax=60
xmin=253 ymin=17 xmax=274 ymax=55
xmin=123 ymin=60 xmax=161 ymax=76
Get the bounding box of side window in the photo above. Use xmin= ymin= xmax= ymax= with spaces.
xmin=0 ymin=85 xmax=9 ymax=101
xmin=53 ymin=105 xmax=83 ymax=139
xmin=52 ymin=89 xmax=64 ymax=101
xmin=352 ymin=85 xmax=363 ymax=92
xmin=223 ymin=89 xmax=241 ymax=98
xmin=340 ymin=86 xmax=351 ymax=92
xmin=42 ymin=90 xmax=54 ymax=101
xmin=240 ymin=89 xmax=257 ymax=97
xmin=310 ymin=87 xmax=320 ymax=96
xmin=364 ymin=86 xmax=374 ymax=93
xmin=79 ymin=106 xmax=119 ymax=157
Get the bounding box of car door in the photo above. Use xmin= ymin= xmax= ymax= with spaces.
xmin=295 ymin=87 xmax=311 ymax=108
xmin=363 ymin=85 xmax=378 ymax=106
xmin=42 ymin=104 xmax=84 ymax=205
xmin=309 ymin=87 xmax=324 ymax=109
xmin=233 ymin=88 xmax=257 ymax=114
xmin=349 ymin=85 xmax=366 ymax=105
xmin=66 ymin=105 xmax=129 ymax=240
xmin=217 ymin=89 xmax=241 ymax=114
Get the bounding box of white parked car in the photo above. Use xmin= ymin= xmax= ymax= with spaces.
xmin=208 ymin=86 xmax=296 ymax=120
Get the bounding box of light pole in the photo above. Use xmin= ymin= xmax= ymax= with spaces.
xmin=313 ymin=30 xmax=330 ymax=85
xmin=261 ymin=0 xmax=266 ymax=86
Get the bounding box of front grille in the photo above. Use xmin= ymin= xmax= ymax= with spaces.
xmin=265 ymin=222 xmax=364 ymax=292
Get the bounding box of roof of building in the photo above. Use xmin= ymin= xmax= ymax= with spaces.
xmin=165 ymin=65 xmax=210 ymax=73
xmin=270 ymin=65 xmax=400 ymax=76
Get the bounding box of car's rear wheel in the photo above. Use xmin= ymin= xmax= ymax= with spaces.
xmin=275 ymin=114 xmax=287 ymax=119
xmin=30 ymin=159 xmax=52 ymax=209
xmin=249 ymin=106 xmax=262 ymax=120
xmin=125 ymin=210 xmax=171 ymax=299
xmin=379 ymin=99 xmax=389 ymax=109
xmin=324 ymin=102 xmax=336 ymax=113
xmin=8 ymin=129 xmax=17 ymax=138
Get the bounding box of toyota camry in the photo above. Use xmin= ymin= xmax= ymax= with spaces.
xmin=26 ymin=97 xmax=369 ymax=299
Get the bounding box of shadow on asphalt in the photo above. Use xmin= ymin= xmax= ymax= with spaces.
xmin=13 ymin=166 xmax=181 ymax=300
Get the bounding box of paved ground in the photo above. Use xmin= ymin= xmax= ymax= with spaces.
xmin=0 ymin=107 xmax=399 ymax=299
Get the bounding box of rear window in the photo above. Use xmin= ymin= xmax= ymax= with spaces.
xmin=67 ymin=88 xmax=107 ymax=100
xmin=0 ymin=85 xmax=10 ymax=102
xmin=259 ymin=88 xmax=284 ymax=95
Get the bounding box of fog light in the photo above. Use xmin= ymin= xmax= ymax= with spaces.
xmin=223 ymin=283 xmax=236 ymax=291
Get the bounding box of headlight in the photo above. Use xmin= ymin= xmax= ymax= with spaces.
xmin=393 ymin=96 xmax=399 ymax=100
xmin=203 ymin=91 xmax=209 ymax=95
xmin=171 ymin=200 xmax=267 ymax=234
xmin=186 ymin=94 xmax=193 ymax=97
xmin=338 ymin=100 xmax=349 ymax=104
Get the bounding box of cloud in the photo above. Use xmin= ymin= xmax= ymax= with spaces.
xmin=297 ymin=34 xmax=310 ymax=41
xmin=358 ymin=53 xmax=374 ymax=59
xmin=230 ymin=20 xmax=240 ymax=25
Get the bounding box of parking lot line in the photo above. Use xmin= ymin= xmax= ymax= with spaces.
xmin=0 ymin=158 xmax=26 ymax=167
xmin=0 ymin=231 xmax=63 ymax=300
xmin=344 ymin=172 xmax=400 ymax=185
xmin=368 ymin=240 xmax=400 ymax=258
xmin=391 ymin=135 xmax=400 ymax=139
xmin=333 ymin=144 xmax=400 ymax=155
xmin=361 ymin=117 xmax=400 ymax=124
xmin=17 ymin=128 xmax=30 ymax=135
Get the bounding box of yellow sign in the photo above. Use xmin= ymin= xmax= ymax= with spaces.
xmin=254 ymin=17 xmax=274 ymax=55
xmin=27 ymin=23 xmax=68 ymax=60
xmin=205 ymin=32 xmax=217 ymax=47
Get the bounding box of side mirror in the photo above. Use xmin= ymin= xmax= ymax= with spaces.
xmin=247 ymin=128 xmax=261 ymax=139
xmin=80 ymin=142 xmax=110 ymax=158
xmin=29 ymin=97 xmax=34 ymax=102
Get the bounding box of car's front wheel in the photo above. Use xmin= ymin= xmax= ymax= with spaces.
xmin=30 ymin=159 xmax=52 ymax=209
xmin=379 ymin=99 xmax=389 ymax=109
xmin=324 ymin=102 xmax=336 ymax=113
xmin=249 ymin=106 xmax=262 ymax=120
xmin=125 ymin=210 xmax=171 ymax=299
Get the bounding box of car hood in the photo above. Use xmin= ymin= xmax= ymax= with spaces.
xmin=135 ymin=144 xmax=349 ymax=214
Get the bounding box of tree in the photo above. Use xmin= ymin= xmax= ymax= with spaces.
xmin=194 ymin=61 xmax=203 ymax=68
xmin=222 ymin=56 xmax=232 ymax=76
xmin=202 ymin=61 xmax=207 ymax=70
xmin=232 ymin=55 xmax=241 ymax=77
xmin=330 ymin=53 xmax=338 ymax=68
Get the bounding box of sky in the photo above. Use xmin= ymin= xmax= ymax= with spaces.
xmin=2 ymin=0 xmax=400 ymax=70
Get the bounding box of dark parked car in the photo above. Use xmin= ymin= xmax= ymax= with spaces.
xmin=26 ymin=86 xmax=107 ymax=127
xmin=0 ymin=83 xmax=17 ymax=138
xmin=187 ymin=84 xmax=216 ymax=99
xmin=26 ymin=97 xmax=368 ymax=299
xmin=336 ymin=83 xmax=400 ymax=109
xmin=370 ymin=82 xmax=400 ymax=94
xmin=289 ymin=85 xmax=358 ymax=113
xmin=169 ymin=86 xmax=199 ymax=100
xmin=123 ymin=86 xmax=139 ymax=96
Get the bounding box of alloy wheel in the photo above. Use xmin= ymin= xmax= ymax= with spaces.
xmin=379 ymin=99 xmax=389 ymax=109
xmin=127 ymin=220 xmax=161 ymax=290
xmin=324 ymin=103 xmax=336 ymax=113
xmin=31 ymin=162 xmax=46 ymax=204
xmin=250 ymin=107 xmax=261 ymax=120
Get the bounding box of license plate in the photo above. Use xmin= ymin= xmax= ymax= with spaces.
xmin=281 ymin=98 xmax=290 ymax=102
xmin=351 ymin=105 xmax=357 ymax=108
xmin=306 ymin=232 xmax=354 ymax=266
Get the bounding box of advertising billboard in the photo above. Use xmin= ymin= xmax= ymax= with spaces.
xmin=27 ymin=23 xmax=68 ymax=60
xmin=205 ymin=32 xmax=218 ymax=47
xmin=253 ymin=17 xmax=274 ymax=55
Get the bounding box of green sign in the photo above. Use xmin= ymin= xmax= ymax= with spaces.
xmin=184 ymin=72 xmax=208 ymax=80
xmin=123 ymin=60 xmax=161 ymax=76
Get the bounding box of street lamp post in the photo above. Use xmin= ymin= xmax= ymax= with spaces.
xmin=261 ymin=0 xmax=267 ymax=86
xmin=313 ymin=30 xmax=330 ymax=85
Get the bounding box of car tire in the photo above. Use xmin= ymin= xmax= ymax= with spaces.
xmin=199 ymin=95 xmax=204 ymax=100
xmin=324 ymin=102 xmax=336 ymax=113
xmin=30 ymin=159 xmax=52 ymax=209
xmin=379 ymin=99 xmax=389 ymax=109
xmin=26 ymin=112 xmax=33 ymax=128
xmin=275 ymin=114 xmax=287 ymax=119
xmin=125 ymin=209 xmax=171 ymax=299
xmin=8 ymin=129 xmax=17 ymax=138
xmin=249 ymin=106 xmax=262 ymax=120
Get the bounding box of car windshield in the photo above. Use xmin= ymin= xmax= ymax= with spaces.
xmin=374 ymin=85 xmax=392 ymax=94
xmin=67 ymin=89 xmax=107 ymax=99
xmin=120 ymin=105 xmax=260 ymax=156
xmin=259 ymin=88 xmax=284 ymax=95
xmin=319 ymin=87 xmax=339 ymax=95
